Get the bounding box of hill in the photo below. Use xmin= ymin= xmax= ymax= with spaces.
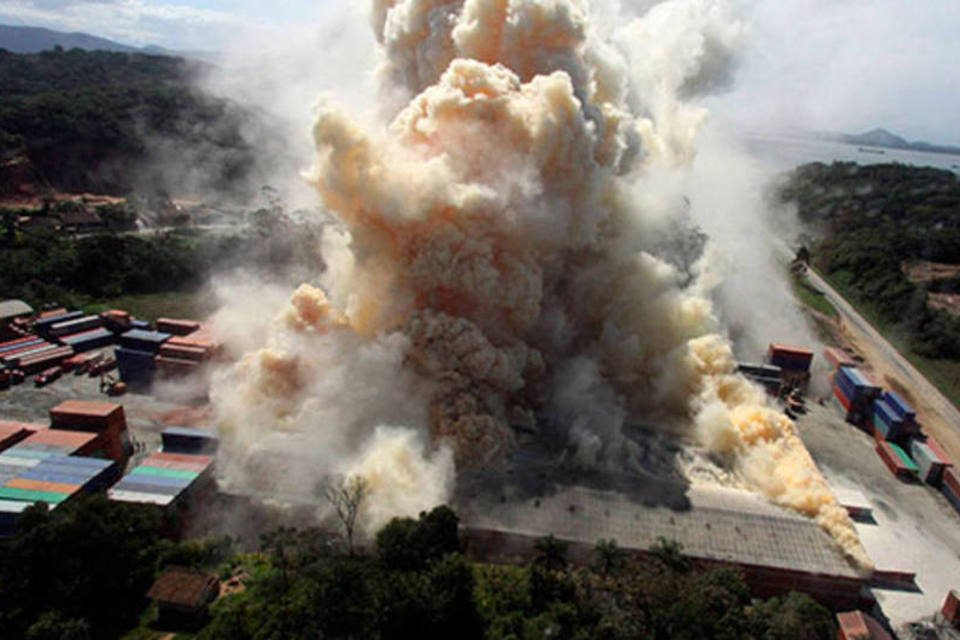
xmin=0 ymin=47 xmax=259 ymax=197
xmin=0 ymin=24 xmax=139 ymax=54
xmin=811 ymin=128 xmax=960 ymax=156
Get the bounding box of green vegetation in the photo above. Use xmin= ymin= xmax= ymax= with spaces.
xmin=0 ymin=207 xmax=323 ymax=312
xmin=780 ymin=162 xmax=960 ymax=356
xmin=0 ymin=48 xmax=259 ymax=195
xmin=790 ymin=272 xmax=838 ymax=318
xmin=1 ymin=499 xmax=836 ymax=640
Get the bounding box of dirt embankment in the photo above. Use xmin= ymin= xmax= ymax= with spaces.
xmin=903 ymin=260 xmax=960 ymax=318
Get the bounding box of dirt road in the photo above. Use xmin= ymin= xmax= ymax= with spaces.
xmin=804 ymin=268 xmax=960 ymax=464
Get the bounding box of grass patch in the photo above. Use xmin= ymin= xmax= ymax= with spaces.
xmin=84 ymin=290 xmax=217 ymax=323
xmin=825 ymin=268 xmax=960 ymax=410
xmin=790 ymin=272 xmax=839 ymax=318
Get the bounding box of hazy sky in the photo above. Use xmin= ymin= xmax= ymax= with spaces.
xmin=0 ymin=0 xmax=957 ymax=144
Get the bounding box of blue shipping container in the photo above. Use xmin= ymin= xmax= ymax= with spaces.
xmin=883 ymin=391 xmax=916 ymax=421
xmin=120 ymin=330 xmax=171 ymax=353
xmin=113 ymin=480 xmax=184 ymax=496
xmin=0 ymin=339 xmax=44 ymax=354
xmin=34 ymin=311 xmax=84 ymax=331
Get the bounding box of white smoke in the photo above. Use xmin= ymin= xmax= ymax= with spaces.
xmin=208 ymin=0 xmax=868 ymax=567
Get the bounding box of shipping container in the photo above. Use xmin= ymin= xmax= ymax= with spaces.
xmin=120 ymin=329 xmax=172 ymax=353
xmin=34 ymin=311 xmax=84 ymax=333
xmin=151 ymin=452 xmax=214 ymax=467
xmin=49 ymin=315 xmax=103 ymax=338
xmin=112 ymin=479 xmax=184 ymax=497
xmin=162 ymin=427 xmax=218 ymax=454
xmin=823 ymin=347 xmax=857 ymax=370
xmin=6 ymin=477 xmax=80 ymax=495
xmin=0 ymin=486 xmax=70 ymax=504
xmin=131 ymin=466 xmax=199 ymax=482
xmin=159 ymin=343 xmax=210 ymax=361
xmin=881 ymin=390 xmax=916 ymax=421
xmin=944 ymin=481 xmax=960 ymax=515
xmin=0 ymin=499 xmax=30 ymax=536
xmin=108 ymin=488 xmax=175 ymax=506
xmin=838 ymin=367 xmax=882 ymax=398
xmin=767 ymin=343 xmax=814 ymax=372
xmin=60 ymin=328 xmax=115 ymax=353
xmin=50 ymin=400 xmax=126 ymax=433
xmin=17 ymin=347 xmax=75 ymax=374
xmin=910 ymin=440 xmax=947 ymax=485
xmin=0 ymin=338 xmax=44 ymax=354
xmin=877 ymin=441 xmax=916 ymax=480
xmin=944 ymin=468 xmax=960 ymax=496
xmin=21 ymin=429 xmax=99 ymax=449
xmin=156 ymin=318 xmax=201 ymax=336
xmin=0 ymin=422 xmax=37 ymax=452
xmin=925 ymin=436 xmax=953 ymax=466
xmin=116 ymin=347 xmax=157 ymax=386
xmin=943 ymin=590 xmax=960 ymax=628
xmin=129 ymin=320 xmax=152 ymax=331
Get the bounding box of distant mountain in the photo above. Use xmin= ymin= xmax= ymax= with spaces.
xmin=811 ymin=127 xmax=960 ymax=157
xmin=0 ymin=24 xmax=140 ymax=54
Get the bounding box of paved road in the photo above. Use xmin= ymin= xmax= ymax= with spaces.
xmin=804 ymin=267 xmax=960 ymax=445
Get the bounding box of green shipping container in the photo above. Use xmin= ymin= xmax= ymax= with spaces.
xmin=130 ymin=466 xmax=199 ymax=481
xmin=889 ymin=443 xmax=919 ymax=473
xmin=0 ymin=486 xmax=69 ymax=504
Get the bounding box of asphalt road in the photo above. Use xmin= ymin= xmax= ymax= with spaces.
xmin=804 ymin=267 xmax=960 ymax=448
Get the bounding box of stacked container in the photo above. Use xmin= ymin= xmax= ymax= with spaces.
xmin=34 ymin=311 xmax=84 ymax=336
xmin=0 ymin=499 xmax=30 ymax=537
xmin=120 ymin=329 xmax=172 ymax=353
xmin=162 ymin=427 xmax=218 ymax=455
xmin=48 ymin=315 xmax=103 ymax=338
xmin=834 ymin=367 xmax=881 ymax=426
xmin=876 ymin=440 xmax=918 ymax=480
xmin=157 ymin=318 xmax=202 ymax=336
xmin=0 ymin=422 xmax=37 ymax=452
xmin=823 ymin=347 xmax=857 ymax=370
xmin=109 ymin=452 xmax=214 ymax=508
xmin=0 ymin=430 xmax=100 ymax=504
xmin=767 ymin=344 xmax=814 ymax=371
xmin=943 ymin=468 xmax=960 ymax=515
xmin=50 ymin=400 xmax=131 ymax=467
xmin=116 ymin=348 xmax=158 ymax=388
xmin=873 ymin=391 xmax=921 ymax=442
xmin=910 ymin=437 xmax=952 ymax=486
xmin=59 ymin=328 xmax=115 ymax=353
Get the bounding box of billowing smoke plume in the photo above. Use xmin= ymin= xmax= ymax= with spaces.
xmin=211 ymin=0 xmax=869 ymax=567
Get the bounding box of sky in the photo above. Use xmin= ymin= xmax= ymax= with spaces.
xmin=0 ymin=0 xmax=958 ymax=144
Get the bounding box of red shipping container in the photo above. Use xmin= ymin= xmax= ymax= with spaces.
xmin=151 ymin=452 xmax=214 ymax=467
xmin=834 ymin=385 xmax=852 ymax=412
xmin=943 ymin=590 xmax=960 ymax=627
xmin=824 ymin=347 xmax=856 ymax=369
xmin=156 ymin=318 xmax=201 ymax=336
xmin=944 ymin=468 xmax=960 ymax=496
xmin=50 ymin=400 xmax=126 ymax=433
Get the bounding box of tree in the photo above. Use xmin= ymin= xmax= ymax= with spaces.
xmin=376 ymin=506 xmax=461 ymax=572
xmin=25 ymin=612 xmax=91 ymax=640
xmin=593 ymin=539 xmax=627 ymax=576
xmin=325 ymin=475 xmax=369 ymax=554
xmin=533 ymin=535 xmax=569 ymax=572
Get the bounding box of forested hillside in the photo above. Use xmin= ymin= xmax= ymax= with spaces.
xmin=779 ymin=162 xmax=960 ymax=358
xmin=0 ymin=48 xmax=256 ymax=196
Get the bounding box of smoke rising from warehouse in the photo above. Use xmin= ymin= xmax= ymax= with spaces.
xmin=210 ymin=0 xmax=869 ymax=566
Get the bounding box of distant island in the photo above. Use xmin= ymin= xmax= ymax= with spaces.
xmin=810 ymin=127 xmax=960 ymax=157
xmin=0 ymin=24 xmax=204 ymax=58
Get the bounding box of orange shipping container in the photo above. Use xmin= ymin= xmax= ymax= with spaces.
xmin=151 ymin=452 xmax=214 ymax=467
xmin=6 ymin=477 xmax=80 ymax=495
xmin=21 ymin=429 xmax=98 ymax=450
xmin=50 ymin=400 xmax=126 ymax=433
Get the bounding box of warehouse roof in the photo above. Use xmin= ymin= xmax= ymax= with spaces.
xmin=0 ymin=300 xmax=33 ymax=321
xmin=460 ymin=484 xmax=863 ymax=580
xmin=148 ymin=566 xmax=219 ymax=609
